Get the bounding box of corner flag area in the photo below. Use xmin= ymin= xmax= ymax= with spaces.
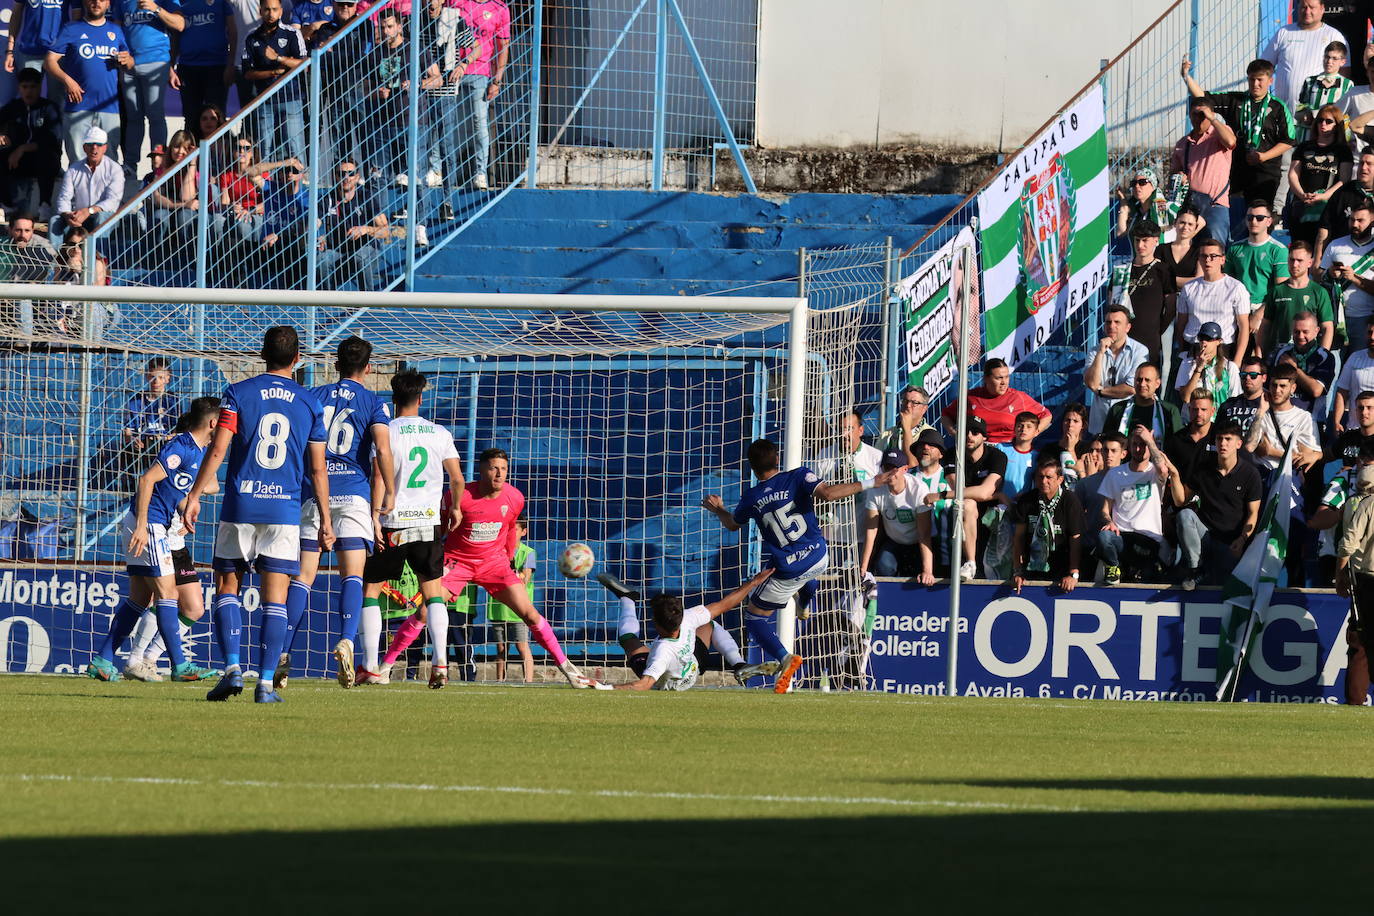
xmin=2 ymin=676 xmax=1369 ymax=908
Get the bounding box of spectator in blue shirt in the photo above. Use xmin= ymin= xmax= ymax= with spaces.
xmin=118 ymin=356 xmax=180 ymax=489
xmin=5 ymin=0 xmax=66 ymax=101
xmin=173 ymin=0 xmax=234 ymax=133
xmin=240 ymin=0 xmax=306 ymax=162
xmin=288 ymin=0 xmax=331 ymax=43
xmin=44 ymin=0 xmax=134 ymax=164
xmin=112 ymin=0 xmax=184 ymax=167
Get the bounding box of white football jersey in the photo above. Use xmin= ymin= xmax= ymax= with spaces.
xmin=382 ymin=415 xmax=460 ymax=529
xmin=642 ymin=605 xmax=710 ymax=691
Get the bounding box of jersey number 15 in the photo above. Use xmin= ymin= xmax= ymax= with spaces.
xmin=759 ymin=500 xmax=808 ymax=545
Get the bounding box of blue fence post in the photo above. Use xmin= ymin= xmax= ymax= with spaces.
xmin=194 ymin=142 xmax=212 ymax=396
xmin=526 ymin=0 xmax=543 ymax=188
xmin=404 ymin=3 xmax=423 ymax=291
xmin=652 ymin=0 xmax=667 ymax=191
xmin=663 ymin=0 xmax=756 ymax=194
xmin=305 ymin=54 xmax=323 ymax=383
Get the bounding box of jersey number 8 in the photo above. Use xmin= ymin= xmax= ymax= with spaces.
xmin=255 ymin=412 xmax=292 ymax=470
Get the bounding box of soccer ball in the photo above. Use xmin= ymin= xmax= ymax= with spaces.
xmin=558 ymin=543 xmax=595 ymax=578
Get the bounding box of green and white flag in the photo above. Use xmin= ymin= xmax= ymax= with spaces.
xmin=897 ymin=225 xmax=978 ymax=398
xmin=1215 ymin=438 xmax=1297 ymax=702
xmin=977 ymin=85 xmax=1110 ymax=365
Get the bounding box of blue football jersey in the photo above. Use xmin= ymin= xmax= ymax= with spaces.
xmin=305 ymin=379 xmax=391 ymax=501
xmin=219 ymin=373 xmax=326 ymax=524
xmin=732 ymin=466 xmax=828 ymax=577
xmin=129 ymin=433 xmax=206 ymax=527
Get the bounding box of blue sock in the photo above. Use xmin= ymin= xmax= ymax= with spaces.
xmin=154 ymin=599 xmax=185 ymax=668
xmin=745 ymin=611 xmax=789 ymax=662
xmin=797 ymin=580 xmax=817 ymax=614
xmin=213 ymin=593 xmax=242 ymax=670
xmin=259 ymin=602 xmax=289 ymax=689
xmin=339 ymin=575 xmax=363 ymax=644
xmin=284 ymin=580 xmax=311 ymax=653
xmin=96 ymin=599 xmax=145 ymax=661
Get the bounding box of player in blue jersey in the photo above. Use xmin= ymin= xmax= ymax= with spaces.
xmin=274 ymin=335 xmax=395 ymax=691
xmin=87 ymin=397 xmax=222 ymax=683
xmin=702 ymin=438 xmax=897 ymax=693
xmin=184 ymin=326 xmax=331 ymax=704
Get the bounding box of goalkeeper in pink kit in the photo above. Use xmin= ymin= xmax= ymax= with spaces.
xmin=377 ymin=447 xmax=606 ymax=689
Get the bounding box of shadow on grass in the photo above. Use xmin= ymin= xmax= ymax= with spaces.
xmin=904 ymin=775 xmax=1374 ymax=801
xmin=4 ymin=809 xmax=1370 ymax=910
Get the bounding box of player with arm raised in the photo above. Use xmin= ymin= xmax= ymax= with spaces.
xmin=183 ymin=326 xmax=332 ymax=704
xmin=600 ymin=569 xmax=779 ymax=690
xmin=701 ymin=437 xmax=897 ymax=693
xmin=276 ymin=335 xmax=395 ymax=690
xmin=424 ymin=448 xmax=604 ymax=688
xmin=87 ymin=397 xmax=222 ymax=683
xmin=355 ymin=369 xmax=464 ymax=688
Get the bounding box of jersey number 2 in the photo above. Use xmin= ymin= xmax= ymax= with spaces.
xmin=759 ymin=500 xmax=807 ymax=544
xmin=406 ymin=445 xmax=428 ymax=489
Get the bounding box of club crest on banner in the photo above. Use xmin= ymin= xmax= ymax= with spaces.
xmin=1017 ymin=153 xmax=1076 ymax=315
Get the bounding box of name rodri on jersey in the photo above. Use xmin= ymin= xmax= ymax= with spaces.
xmin=305 ymin=379 xmax=390 ymax=502
xmin=220 ymin=375 xmax=326 ymax=524
xmin=732 ymin=467 xmax=827 ymax=576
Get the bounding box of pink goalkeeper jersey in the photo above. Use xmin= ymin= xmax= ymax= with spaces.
xmin=445 ymin=482 xmax=524 ymax=561
xmin=454 ymin=0 xmax=510 ymax=77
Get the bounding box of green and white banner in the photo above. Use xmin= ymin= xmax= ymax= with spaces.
xmin=977 ymin=85 xmax=1110 ymax=365
xmin=1216 ymin=439 xmax=1296 ymax=702
xmin=897 ymin=225 xmax=977 ymax=398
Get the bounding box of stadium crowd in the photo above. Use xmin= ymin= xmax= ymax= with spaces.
xmin=0 ymin=0 xmax=511 ymax=294
xmin=851 ymin=2 xmax=1374 ymax=644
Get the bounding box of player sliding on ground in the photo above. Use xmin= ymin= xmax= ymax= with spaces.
xmin=351 ymin=369 xmax=464 ymax=688
xmin=376 ymin=447 xmax=606 ymax=688
xmin=702 ymin=437 xmax=897 ymax=693
xmin=87 ymin=397 xmax=223 ymax=683
xmin=598 ymin=569 xmax=780 ymax=690
xmin=184 ymin=326 xmax=335 ymax=704
xmin=276 ymin=336 xmax=395 ymax=690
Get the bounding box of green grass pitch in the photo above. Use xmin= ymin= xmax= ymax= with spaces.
xmin=3 ymin=675 xmax=1372 ymax=911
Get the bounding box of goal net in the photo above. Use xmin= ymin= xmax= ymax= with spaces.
xmin=0 ymin=286 xmax=882 ymax=689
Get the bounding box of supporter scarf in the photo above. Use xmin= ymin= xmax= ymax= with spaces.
xmin=1028 ymin=489 xmax=1063 ymax=574
xmin=1118 ymin=398 xmax=1166 ymax=439
xmin=1240 ymin=95 xmax=1272 ymax=149
xmin=1202 ymin=356 xmax=1232 ymax=404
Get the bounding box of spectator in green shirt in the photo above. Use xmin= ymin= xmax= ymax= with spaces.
xmin=1258 ymin=239 xmax=1335 ymax=354
xmin=1226 ymin=199 xmax=1290 ymax=354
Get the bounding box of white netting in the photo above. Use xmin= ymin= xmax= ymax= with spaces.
xmin=0 ymin=291 xmax=886 ymax=689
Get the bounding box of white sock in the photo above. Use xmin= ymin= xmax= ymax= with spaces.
xmin=144 ymin=632 xmax=166 ymax=665
xmin=361 ymin=603 xmax=382 ymax=670
xmin=128 ymin=610 xmax=158 ymax=661
xmin=427 ymin=600 xmax=449 ymax=666
xmin=617 ymin=596 xmax=639 ymax=639
xmin=711 ymin=622 xmax=745 ymax=667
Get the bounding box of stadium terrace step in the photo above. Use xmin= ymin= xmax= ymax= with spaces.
xmin=427 ymin=245 xmax=798 ymax=282
xmin=443 ymin=219 xmax=931 ymax=252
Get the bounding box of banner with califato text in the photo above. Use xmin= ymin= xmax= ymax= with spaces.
xmin=977 ymin=85 xmax=1110 ymax=366
xmin=898 ymin=225 xmax=979 ymax=399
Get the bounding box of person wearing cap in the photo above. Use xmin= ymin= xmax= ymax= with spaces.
xmin=1225 ymin=199 xmax=1289 ymax=352
xmin=858 ymin=448 xmax=921 ymax=580
xmin=909 ymin=429 xmax=952 ymax=584
xmin=110 ymin=0 xmax=185 ymax=168
xmin=939 ymin=358 xmax=1050 ymax=445
xmin=1115 ymin=166 xmax=1189 ymax=242
xmin=1172 ymin=95 xmax=1237 ymax=243
xmin=944 ymin=413 xmax=1005 ymax=582
xmin=1108 ymin=219 xmax=1175 ymax=368
xmin=1177 ymin=237 xmax=1252 ymax=358
xmin=1102 ymin=362 xmax=1184 ymax=442
xmin=1085 ymin=304 xmax=1149 ymax=434
xmin=1175 ymin=320 xmax=1240 ymax=419
xmin=173 ymin=0 xmax=235 ymax=130
xmin=53 ymin=124 xmax=124 ymax=244
xmin=0 ymin=67 xmax=63 ymax=217
xmin=45 ymin=0 xmax=134 ymax=165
